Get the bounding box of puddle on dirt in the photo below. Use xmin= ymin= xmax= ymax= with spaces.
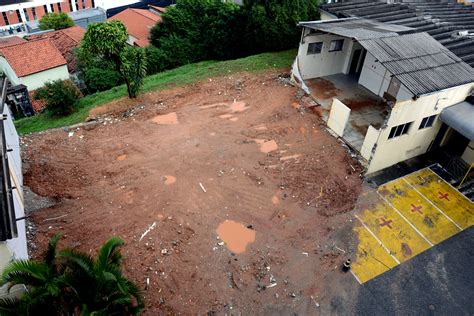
xmin=280 ymin=154 xmax=301 ymax=161
xmin=216 ymin=220 xmax=256 ymax=254
xmin=254 ymin=139 xmax=278 ymax=153
xmin=116 ymin=154 xmax=127 ymax=161
xmin=219 ymin=114 xmax=233 ymax=119
xmin=151 ymin=112 xmax=178 ymax=125
xmin=272 ymin=195 xmax=279 ymax=205
xmin=229 ymin=101 xmax=249 ymax=113
xmin=163 ymin=175 xmax=176 ymax=185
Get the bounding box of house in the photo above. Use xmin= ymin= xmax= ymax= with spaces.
xmin=0 ymin=38 xmax=69 ymax=91
xmin=0 ymin=75 xmax=28 ymax=299
xmin=26 ymin=25 xmax=85 ymax=73
xmin=0 ymin=0 xmax=96 ymax=37
xmin=319 ymin=0 xmax=474 ymax=69
xmin=108 ymin=8 xmax=161 ymax=47
xmin=293 ymin=18 xmax=474 ymax=176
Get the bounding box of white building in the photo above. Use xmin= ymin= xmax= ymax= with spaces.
xmin=0 ymin=76 xmax=28 ymax=287
xmin=293 ymin=18 xmax=474 ymax=175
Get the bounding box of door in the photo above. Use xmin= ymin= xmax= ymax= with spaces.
xmin=349 ymin=49 xmax=361 ymax=75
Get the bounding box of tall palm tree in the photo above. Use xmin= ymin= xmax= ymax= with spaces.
xmin=0 ymin=235 xmax=143 ymax=315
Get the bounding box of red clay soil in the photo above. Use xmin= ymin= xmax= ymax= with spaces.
xmin=22 ymin=71 xmax=363 ymax=314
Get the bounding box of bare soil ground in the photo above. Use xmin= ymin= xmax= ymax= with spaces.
xmin=22 ymin=70 xmax=363 ymax=314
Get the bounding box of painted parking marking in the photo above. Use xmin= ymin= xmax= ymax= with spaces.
xmin=351 ymin=224 xmax=399 ymax=284
xmin=404 ymin=168 xmax=474 ymax=229
xmin=352 ymin=167 xmax=473 ymax=284
xmin=379 ymin=179 xmax=459 ymax=245
xmin=357 ymin=195 xmax=431 ymax=263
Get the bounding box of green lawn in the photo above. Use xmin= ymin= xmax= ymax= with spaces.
xmin=15 ymin=50 xmax=296 ymax=134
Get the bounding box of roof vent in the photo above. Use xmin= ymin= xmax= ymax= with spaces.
xmin=458 ymin=30 xmax=469 ymax=37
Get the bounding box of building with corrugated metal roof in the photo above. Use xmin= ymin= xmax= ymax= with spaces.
xmin=292 ymin=18 xmax=474 ymax=175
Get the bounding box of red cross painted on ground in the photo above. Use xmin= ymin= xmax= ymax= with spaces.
xmin=380 ymin=217 xmax=393 ymax=229
xmin=410 ymin=204 xmax=423 ymax=214
xmin=438 ymin=192 xmax=450 ymax=201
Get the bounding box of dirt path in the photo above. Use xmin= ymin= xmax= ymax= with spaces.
xmin=22 ymin=71 xmax=363 ymax=314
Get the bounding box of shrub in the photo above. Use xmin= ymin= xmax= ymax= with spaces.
xmin=34 ymin=80 xmax=81 ymax=116
xmin=39 ymin=12 xmax=74 ymax=30
xmin=84 ymin=67 xmax=123 ymax=93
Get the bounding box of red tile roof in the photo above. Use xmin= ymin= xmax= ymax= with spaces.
xmin=29 ymin=91 xmax=46 ymax=113
xmin=26 ymin=26 xmax=85 ymax=73
xmin=109 ymin=8 xmax=161 ymax=47
xmin=0 ymin=39 xmax=67 ymax=77
xmin=0 ymin=36 xmax=27 ymax=48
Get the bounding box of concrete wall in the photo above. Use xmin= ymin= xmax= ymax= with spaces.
xmin=0 ymin=105 xmax=28 ymax=274
xmin=358 ymin=52 xmax=391 ymax=98
xmin=297 ymin=31 xmax=353 ymax=79
xmin=20 ymin=65 xmax=69 ymax=90
xmin=366 ymin=83 xmax=474 ymax=174
xmin=461 ymin=141 xmax=474 ymax=164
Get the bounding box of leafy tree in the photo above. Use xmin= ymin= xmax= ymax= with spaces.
xmin=39 ymin=12 xmax=74 ymax=30
xmin=120 ymin=46 xmax=147 ymax=98
xmin=0 ymin=235 xmax=144 ymax=315
xmin=81 ymin=20 xmax=147 ymax=98
xmin=34 ymin=80 xmax=82 ymax=116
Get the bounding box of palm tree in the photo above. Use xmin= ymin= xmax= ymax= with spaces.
xmin=0 ymin=235 xmax=143 ymax=315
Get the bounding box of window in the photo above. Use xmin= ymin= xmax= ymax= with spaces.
xmin=23 ymin=9 xmax=29 ymax=21
xmin=50 ymin=4 xmax=55 ymax=12
xmin=419 ymin=115 xmax=436 ymax=130
xmin=16 ymin=10 xmax=22 ymax=23
xmin=388 ymin=122 xmax=413 ymax=139
xmin=58 ymin=3 xmax=62 ymax=12
xmin=69 ymin=0 xmax=74 ymax=11
xmin=75 ymin=0 xmax=79 ymax=9
xmin=31 ymin=7 xmax=37 ymax=20
xmin=2 ymin=12 xmax=9 ymax=25
xmin=329 ymin=39 xmax=344 ymax=52
xmin=82 ymin=0 xmax=86 ymax=8
xmin=307 ymin=42 xmax=323 ymax=55
xmin=43 ymin=5 xmax=48 ymax=13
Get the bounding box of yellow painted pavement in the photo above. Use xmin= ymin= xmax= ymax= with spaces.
xmin=404 ymin=169 xmax=474 ymax=229
xmin=379 ymin=179 xmax=460 ymax=244
xmin=351 ymin=225 xmax=399 ymax=284
xmin=351 ymin=167 xmax=474 ymax=284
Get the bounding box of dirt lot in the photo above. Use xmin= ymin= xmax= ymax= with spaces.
xmin=22 ymin=70 xmax=363 ymax=314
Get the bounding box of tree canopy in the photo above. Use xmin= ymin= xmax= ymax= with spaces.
xmin=39 ymin=12 xmax=74 ymax=30
xmin=81 ymin=20 xmax=147 ymax=98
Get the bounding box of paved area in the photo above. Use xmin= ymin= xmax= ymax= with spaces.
xmin=352 ymin=167 xmax=474 ymax=283
xmin=353 ymin=226 xmax=474 ymax=315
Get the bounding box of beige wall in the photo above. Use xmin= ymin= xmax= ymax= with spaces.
xmin=461 ymin=141 xmax=474 ymax=164
xmin=20 ymin=65 xmax=69 ymax=91
xmin=366 ymin=83 xmax=474 ymax=174
xmin=297 ymin=31 xmax=353 ymax=79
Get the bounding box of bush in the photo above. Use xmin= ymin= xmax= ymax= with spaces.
xmin=39 ymin=12 xmax=74 ymax=30
xmin=84 ymin=67 xmax=123 ymax=93
xmin=34 ymin=80 xmax=81 ymax=116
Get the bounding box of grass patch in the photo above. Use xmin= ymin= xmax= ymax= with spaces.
xmin=15 ymin=49 xmax=296 ymax=134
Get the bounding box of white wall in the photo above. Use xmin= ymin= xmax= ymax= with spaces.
xmin=358 ymin=52 xmax=391 ymax=98
xmin=94 ymin=0 xmax=137 ymax=11
xmin=297 ymin=31 xmax=353 ymax=80
xmin=0 ymin=105 xmax=28 ymax=274
xmin=20 ymin=65 xmax=69 ymax=91
xmin=366 ymin=83 xmax=474 ymax=174
xmin=0 ymin=0 xmax=63 ymax=12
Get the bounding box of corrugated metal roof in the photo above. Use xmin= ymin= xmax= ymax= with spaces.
xmin=440 ymin=101 xmax=474 ymax=141
xmin=299 ymin=18 xmax=414 ymax=40
xmin=359 ymin=32 xmax=474 ymax=96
